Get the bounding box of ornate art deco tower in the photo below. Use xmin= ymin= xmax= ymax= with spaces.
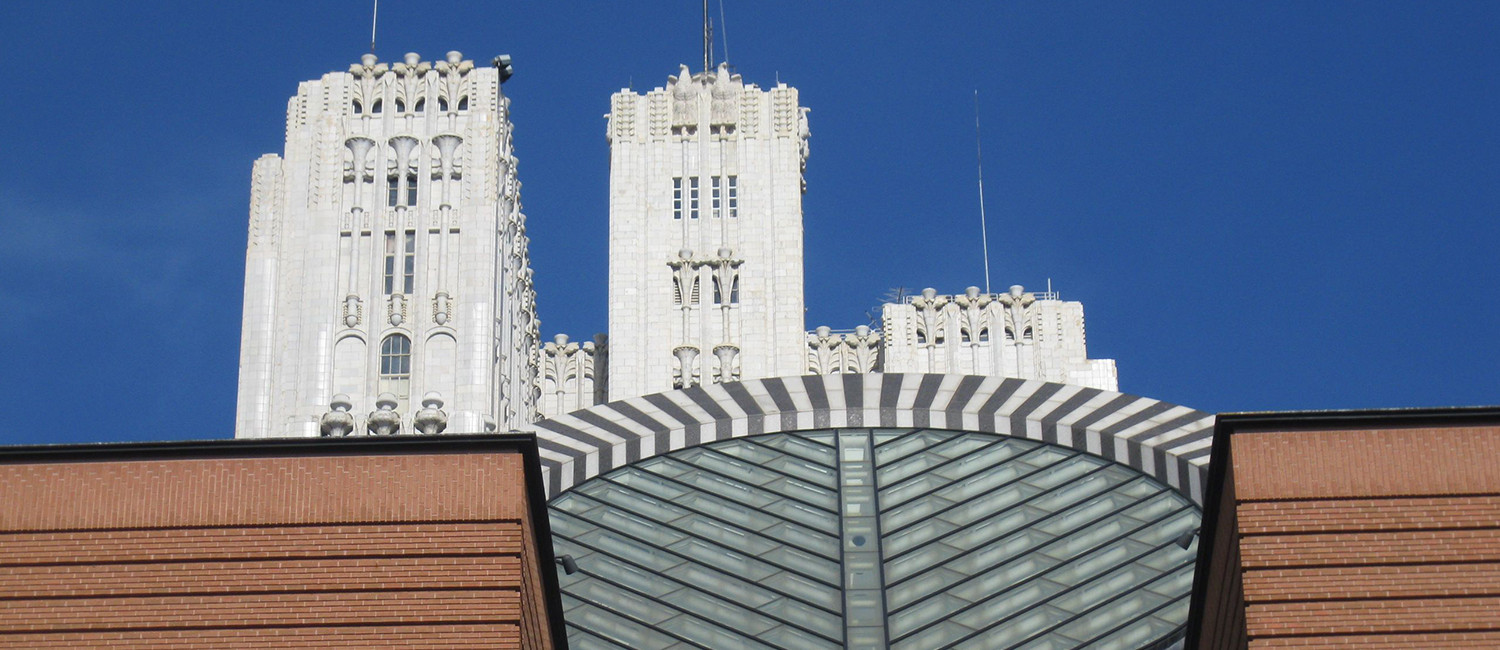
xmin=604 ymin=63 xmax=811 ymax=400
xmin=236 ymin=51 xmax=538 ymax=438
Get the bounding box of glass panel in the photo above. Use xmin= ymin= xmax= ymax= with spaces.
xmin=563 ymin=599 xmax=683 ymax=648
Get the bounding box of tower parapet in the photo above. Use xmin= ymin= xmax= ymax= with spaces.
xmin=236 ymin=52 xmax=538 ymax=438
xmin=604 ymin=63 xmax=810 ymax=400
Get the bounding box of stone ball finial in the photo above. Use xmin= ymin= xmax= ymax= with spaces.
xmin=1009 ymin=284 xmax=1025 ymax=297
xmin=367 ymin=393 xmax=401 ymax=436
xmin=922 ymin=288 xmax=938 ymax=300
xmin=376 ymin=392 xmax=398 ymax=410
xmin=553 ymin=333 xmax=570 ymax=345
xmin=966 ymin=286 xmax=981 ymax=298
xmin=446 ymin=51 xmax=463 ymax=64
xmin=717 ymin=247 xmax=733 ymax=258
xmin=678 ymin=248 xmax=694 ymax=259
xmin=414 ymin=392 xmax=448 ymax=435
xmin=361 ymin=53 xmax=378 ymax=67
xmin=319 ymin=394 xmax=356 ymax=437
xmin=404 ymin=52 xmax=421 ymax=65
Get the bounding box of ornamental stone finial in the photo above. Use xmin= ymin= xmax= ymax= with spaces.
xmin=367 ymin=393 xmax=401 ymax=435
xmin=319 ymin=394 xmax=355 ymax=437
xmin=404 ymin=52 xmax=421 ymax=66
xmin=413 ymin=392 xmax=448 ymax=435
xmin=362 ymin=53 xmax=378 ymax=67
xmin=446 ymin=51 xmax=463 ymax=64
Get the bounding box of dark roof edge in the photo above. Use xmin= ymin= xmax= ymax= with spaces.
xmin=1218 ymin=405 xmax=1500 ymax=431
xmin=0 ymin=433 xmax=542 ymax=464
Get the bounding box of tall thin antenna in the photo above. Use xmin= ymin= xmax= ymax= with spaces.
xmin=974 ymin=90 xmax=993 ymax=294
xmin=703 ymin=0 xmax=713 ymax=73
xmin=370 ymin=0 xmax=379 ymax=53
xmin=718 ymin=0 xmax=731 ymax=66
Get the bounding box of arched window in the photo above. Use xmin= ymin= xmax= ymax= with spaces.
xmin=395 ymin=98 xmax=406 ymax=113
xmin=438 ymin=97 xmax=450 ymax=112
xmin=352 ymin=100 xmax=363 ymax=114
xmin=729 ymin=277 xmax=740 ymax=304
xmin=371 ymin=99 xmax=383 ymax=114
xmin=414 ymin=98 xmax=426 ymax=113
xmin=979 ymin=327 xmax=990 ymax=342
xmin=961 ymin=328 xmax=972 ymax=343
xmin=457 ymin=96 xmax=469 ymax=111
xmin=713 ymin=277 xmax=723 ymax=304
xmin=379 ymin=334 xmax=412 ymax=399
xmin=915 ymin=328 xmax=927 ymax=345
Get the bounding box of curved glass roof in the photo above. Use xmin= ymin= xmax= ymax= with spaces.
xmin=550 ymin=428 xmax=1200 ymax=649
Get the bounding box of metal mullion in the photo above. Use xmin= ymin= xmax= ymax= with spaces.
xmin=742 ymin=433 xmax=839 ymax=465
xmin=1073 ymin=588 xmax=1192 ymax=650
xmin=894 ymin=502 xmax=1194 ymax=645
xmin=557 ymin=492 xmax=845 ymax=595
xmin=559 ymin=526 xmax=844 ymax=643
xmin=595 ymin=473 xmax=842 ymax=561
xmin=734 ymin=434 xmax=838 ymax=470
xmin=870 ymin=427 xmax=931 ymax=450
xmin=888 ymin=471 xmax=1158 ymax=603
xmin=641 ymin=455 xmax=839 ymax=515
xmin=879 ymin=440 xmax=1057 ymax=507
xmin=1001 ymin=557 xmax=1196 ymax=650
xmin=558 ymin=559 xmax=764 ymax=650
xmin=936 ymin=531 xmax=1193 ymax=650
xmin=691 ymin=444 xmax=839 ymax=491
xmin=563 ymin=620 xmax=658 ymax=650
xmin=884 ymin=449 xmax=1103 ymax=539
xmin=608 ymin=466 xmax=838 ymax=535
xmin=877 ymin=429 xmax=999 ymax=471
xmin=883 ymin=452 xmax=1109 ymax=568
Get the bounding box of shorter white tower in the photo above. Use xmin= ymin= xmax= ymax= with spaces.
xmin=235 ymin=52 xmax=538 ymax=438
xmin=604 ymin=63 xmax=811 ymax=401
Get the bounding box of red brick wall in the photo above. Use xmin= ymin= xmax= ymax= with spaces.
xmin=1231 ymin=426 xmax=1500 ymax=648
xmin=0 ymin=452 xmax=552 ymax=648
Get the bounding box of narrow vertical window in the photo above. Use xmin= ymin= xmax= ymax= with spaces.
xmin=405 ymin=173 xmax=418 ymax=206
xmin=402 ymin=231 xmax=416 ymax=294
xmin=372 ymin=99 xmax=383 ymax=114
xmin=672 ymin=177 xmax=683 ymax=220
xmin=727 ymin=175 xmax=738 ymax=218
xmin=387 ymin=176 xmax=399 ymax=208
xmin=713 ymin=277 xmax=723 ymax=304
xmin=379 ymin=334 xmax=412 ymax=399
xmin=730 ymin=276 xmax=740 ymax=304
xmin=383 ymin=232 xmax=397 ymax=295
xmin=457 ymin=96 xmax=469 ymax=111
xmin=711 ymin=176 xmax=722 ymax=218
xmin=689 ymin=177 xmax=700 ymax=219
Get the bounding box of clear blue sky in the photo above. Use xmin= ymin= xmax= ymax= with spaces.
xmin=2 ymin=2 xmax=1496 ymax=444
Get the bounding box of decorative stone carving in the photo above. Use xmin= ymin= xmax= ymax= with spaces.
xmin=388 ymin=293 xmax=406 ymax=326
xmin=709 ymin=248 xmax=743 ymax=305
xmin=997 ymin=284 xmax=1035 ymax=343
xmin=712 ymin=344 xmax=740 ymax=383
xmin=413 ymin=392 xmax=448 ymax=434
xmin=366 ymin=393 xmax=401 ymax=435
xmin=343 ymin=294 xmax=362 ymax=327
xmin=710 ymin=63 xmax=739 ymax=126
xmin=806 ymin=325 xmax=883 ymax=375
xmin=609 ymin=92 xmax=636 ymax=142
xmin=954 ymin=285 xmax=992 ymax=344
xmin=668 ymin=64 xmax=697 ymax=127
xmin=432 ymin=291 xmax=451 ymax=326
xmin=673 ymin=345 xmax=700 ymax=389
xmin=392 ymin=52 xmax=430 ymax=116
xmin=667 ymin=249 xmax=704 ymax=307
xmin=910 ymin=287 xmax=950 ymax=346
xmin=319 ymin=394 xmax=355 ymax=437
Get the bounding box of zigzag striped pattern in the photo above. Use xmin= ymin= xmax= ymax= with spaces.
xmin=533 ymin=373 xmax=1215 ymax=503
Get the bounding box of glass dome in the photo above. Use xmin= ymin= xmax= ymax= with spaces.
xmin=550 ymin=427 xmax=1200 ymax=649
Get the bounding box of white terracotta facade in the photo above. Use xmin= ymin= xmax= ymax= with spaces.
xmin=235 ymin=57 xmax=1116 ymax=429
xmin=601 ymin=63 xmax=811 ymax=403
xmin=235 ymin=52 xmax=538 ymax=438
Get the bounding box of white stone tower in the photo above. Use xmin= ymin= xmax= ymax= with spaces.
xmin=235 ymin=51 xmax=538 ymax=438
xmin=604 ymin=63 xmax=810 ymax=400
